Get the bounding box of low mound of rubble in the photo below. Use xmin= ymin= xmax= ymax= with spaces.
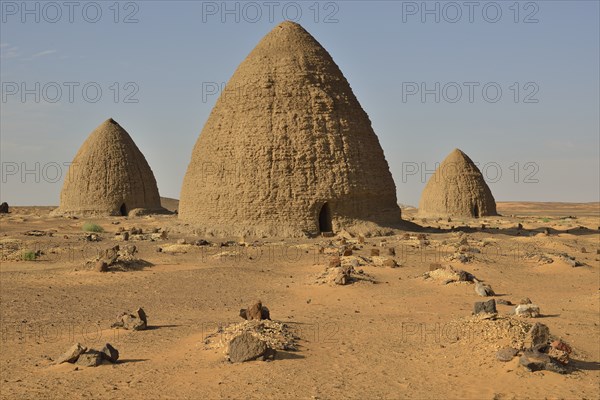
xmin=204 ymin=319 xmax=299 ymax=363
xmin=86 ymin=245 xmax=151 ymax=272
xmin=423 ymin=264 xmax=475 ymax=285
xmin=111 ymin=307 xmax=148 ymax=331
xmin=451 ymin=315 xmax=574 ymax=374
xmin=0 ymin=238 xmax=23 ymax=261
xmin=205 ymin=319 xmax=299 ymax=352
xmin=55 ymin=342 xmax=119 ymax=367
xmin=203 ymin=301 xmax=299 ymax=363
xmin=158 ymin=243 xmax=195 ymax=254
xmin=316 ymin=257 xmax=377 ymax=285
xmin=115 ymin=227 xmax=168 ymax=242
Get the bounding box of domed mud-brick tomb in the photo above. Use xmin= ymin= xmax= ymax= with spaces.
xmin=179 ymin=21 xmax=401 ymax=237
xmin=418 ymin=148 xmax=497 ymax=218
xmin=53 ymin=118 xmax=165 ymax=216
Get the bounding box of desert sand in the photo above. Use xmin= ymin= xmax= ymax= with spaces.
xmin=0 ymin=200 xmax=598 ymax=399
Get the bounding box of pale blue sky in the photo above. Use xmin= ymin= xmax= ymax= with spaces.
xmin=1 ymin=1 xmax=598 ymax=206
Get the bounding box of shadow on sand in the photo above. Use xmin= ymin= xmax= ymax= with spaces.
xmin=144 ymin=324 xmax=181 ymax=331
xmin=570 ymin=359 xmax=600 ymax=371
xmin=116 ymin=358 xmax=150 ymax=364
xmin=275 ymin=351 xmax=305 ymax=360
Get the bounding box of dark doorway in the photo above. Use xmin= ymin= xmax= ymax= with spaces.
xmin=318 ymin=202 xmax=333 ymax=233
xmin=473 ymin=204 xmax=479 ymax=218
xmin=120 ymin=203 xmax=127 ymax=216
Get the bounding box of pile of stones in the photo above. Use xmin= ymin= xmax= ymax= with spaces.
xmin=56 ymin=343 xmax=119 ymax=367
xmin=111 ymin=307 xmax=148 ymax=331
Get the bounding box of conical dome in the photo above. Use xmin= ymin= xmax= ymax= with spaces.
xmin=418 ymin=149 xmax=497 ymax=218
xmin=179 ymin=21 xmax=400 ymax=237
xmin=54 ymin=118 xmax=164 ymax=216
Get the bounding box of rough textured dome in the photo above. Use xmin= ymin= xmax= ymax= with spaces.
xmin=53 ymin=118 xmax=164 ymax=216
xmin=418 ymin=149 xmax=497 ymax=218
xmin=180 ymin=21 xmax=400 ymax=237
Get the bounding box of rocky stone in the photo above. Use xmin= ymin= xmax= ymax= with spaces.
xmin=76 ymin=350 xmax=103 ymax=367
xmin=559 ymin=253 xmax=582 ymax=267
xmin=370 ymin=249 xmax=380 ymax=257
xmin=424 ymin=265 xmax=474 ymax=284
xmin=549 ymin=340 xmax=571 ymax=364
xmin=261 ymin=306 xmax=271 ymax=320
xmin=358 ymin=236 xmax=365 ymax=244
xmin=548 ymin=347 xmax=568 ymax=364
xmin=520 ymin=298 xmax=532 ymax=305
xmin=56 ymin=343 xmax=87 ymax=364
xmin=519 ymin=350 xmax=549 ymax=372
xmin=520 ymin=349 xmax=567 ymax=374
xmin=94 ymin=261 xmax=108 ymax=272
xmin=24 ymin=230 xmax=46 ymax=237
xmin=102 ymin=245 xmax=120 ymax=265
xmin=455 ymin=253 xmax=470 ymax=263
xmin=136 ymin=308 xmax=147 ymax=325
xmin=228 ymin=332 xmax=268 ymax=363
xmin=514 ymin=304 xmax=540 ymax=318
xmin=429 ymin=262 xmax=442 ymax=271
xmin=121 ymin=245 xmax=137 ymax=257
xmin=151 ymin=231 xmax=168 ymax=240
xmin=496 ymin=299 xmax=513 ymax=306
xmin=240 ymin=302 xmax=270 ymax=321
xmin=123 ymin=314 xmax=146 ymax=330
xmin=387 ymin=247 xmax=396 ymax=256
xmin=120 ymin=232 xmax=130 ymax=241
xmin=177 ymin=238 xmax=187 ymax=244
xmin=496 ymin=347 xmax=519 ymax=362
xmin=382 ymin=259 xmax=399 ymax=268
xmin=551 ymin=340 xmax=572 ymax=354
xmin=112 ymin=309 xmax=147 ymax=331
xmin=329 ymin=257 xmax=341 ymax=268
xmin=85 ymin=233 xmax=100 ymax=242
xmin=0 ymin=202 xmax=8 ymax=213
xmin=342 ymin=248 xmax=353 ymax=256
xmin=473 ymin=299 xmax=497 ymax=315
xmin=527 ymin=323 xmax=550 ymax=348
xmin=474 ymin=280 xmax=495 ymax=297
xmin=260 ymin=347 xmax=277 ymax=361
xmin=100 ymin=343 xmax=119 ymax=363
xmin=247 ymin=301 xmax=263 ymax=320
xmin=334 ymin=272 xmax=348 ymax=285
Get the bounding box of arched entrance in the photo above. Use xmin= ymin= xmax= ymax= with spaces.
xmin=473 ymin=204 xmax=479 ymax=218
xmin=318 ymin=202 xmax=332 ymax=233
xmin=120 ymin=203 xmax=127 ymax=216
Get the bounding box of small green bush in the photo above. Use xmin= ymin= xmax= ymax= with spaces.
xmin=22 ymin=251 xmax=37 ymax=261
xmin=541 ymin=218 xmax=550 ymax=223
xmin=82 ymin=222 xmax=104 ymax=233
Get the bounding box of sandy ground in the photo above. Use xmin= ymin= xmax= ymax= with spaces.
xmin=0 ymin=202 xmax=598 ymax=399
